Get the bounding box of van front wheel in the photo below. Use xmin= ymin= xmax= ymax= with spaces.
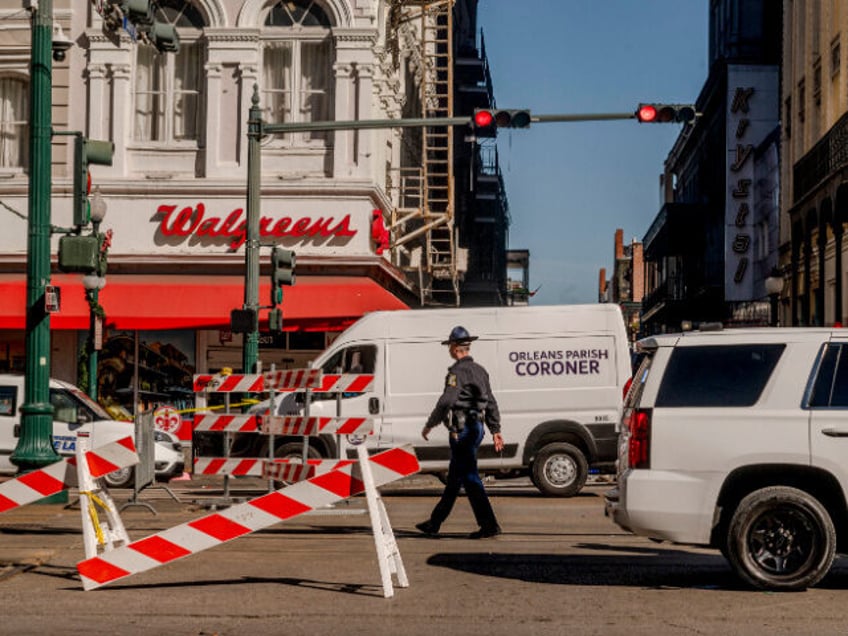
xmin=531 ymin=443 xmax=588 ymax=497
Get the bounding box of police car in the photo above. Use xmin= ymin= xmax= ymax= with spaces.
xmin=0 ymin=374 xmax=184 ymax=488
xmin=606 ymin=326 xmax=848 ymax=590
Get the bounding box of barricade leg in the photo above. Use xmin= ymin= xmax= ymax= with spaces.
xmin=76 ymin=432 xmax=130 ymax=560
xmin=357 ymin=444 xmax=408 ymax=598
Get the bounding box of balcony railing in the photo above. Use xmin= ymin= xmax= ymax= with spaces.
xmin=794 ymin=109 xmax=848 ymax=203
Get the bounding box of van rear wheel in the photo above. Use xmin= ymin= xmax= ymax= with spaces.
xmin=265 ymin=442 xmax=322 ymax=487
xmin=531 ymin=442 xmax=588 ymax=497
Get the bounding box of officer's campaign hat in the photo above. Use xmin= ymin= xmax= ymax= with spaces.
xmin=441 ymin=326 xmax=478 ymax=346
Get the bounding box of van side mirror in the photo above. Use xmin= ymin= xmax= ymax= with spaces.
xmin=13 ymin=424 xmax=20 ymax=438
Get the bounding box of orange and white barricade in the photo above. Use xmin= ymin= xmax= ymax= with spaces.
xmin=0 ymin=435 xmax=138 ymax=515
xmin=77 ymin=444 xmax=419 ymax=596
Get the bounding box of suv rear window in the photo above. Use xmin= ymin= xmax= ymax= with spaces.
xmin=656 ymin=344 xmax=785 ymax=407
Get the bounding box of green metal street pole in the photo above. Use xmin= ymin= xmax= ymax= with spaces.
xmin=243 ymin=86 xmax=263 ymax=375
xmin=11 ymin=0 xmax=60 ymax=473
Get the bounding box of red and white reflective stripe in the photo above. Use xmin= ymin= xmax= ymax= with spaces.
xmin=81 ymin=436 xmax=139 ymax=478
xmin=77 ymin=445 xmax=420 ymax=590
xmin=0 ymin=436 xmax=138 ymax=514
xmin=263 ymin=368 xmax=323 ymax=391
xmin=259 ymin=415 xmax=373 ymax=437
xmin=192 ymin=413 xmax=259 ymax=433
xmin=193 ymin=374 xmax=265 ymax=393
xmin=315 ymin=374 xmax=375 ymax=393
xmin=193 ymin=457 xmax=263 ymax=477
xmin=262 ymin=458 xmax=355 ymax=483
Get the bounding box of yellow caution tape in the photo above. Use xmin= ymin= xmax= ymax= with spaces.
xmin=171 ymin=400 xmax=260 ymax=416
xmin=79 ymin=490 xmax=111 ymax=546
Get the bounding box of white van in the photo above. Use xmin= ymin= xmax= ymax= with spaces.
xmin=256 ymin=304 xmax=632 ymax=496
xmin=0 ymin=374 xmax=184 ymax=488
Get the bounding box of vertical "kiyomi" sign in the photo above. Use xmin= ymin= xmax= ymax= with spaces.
xmin=725 ymin=65 xmax=779 ymax=302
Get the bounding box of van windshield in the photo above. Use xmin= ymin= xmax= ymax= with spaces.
xmin=68 ymin=386 xmax=113 ymax=420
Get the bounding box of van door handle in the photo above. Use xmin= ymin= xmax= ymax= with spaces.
xmin=369 ymin=397 xmax=380 ymax=414
xmin=821 ymin=428 xmax=848 ymax=437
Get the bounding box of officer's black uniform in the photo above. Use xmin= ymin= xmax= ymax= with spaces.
xmin=417 ymin=327 xmax=502 ymax=538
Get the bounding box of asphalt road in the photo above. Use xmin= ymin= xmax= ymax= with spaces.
xmin=1 ymin=475 xmax=847 ymax=635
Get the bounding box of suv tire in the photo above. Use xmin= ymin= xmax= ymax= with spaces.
xmin=725 ymin=486 xmax=836 ymax=591
xmin=531 ymin=442 xmax=588 ymax=497
xmin=103 ymin=466 xmax=134 ymax=489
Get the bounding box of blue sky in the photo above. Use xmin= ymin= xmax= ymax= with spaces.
xmin=477 ymin=1 xmax=709 ymax=305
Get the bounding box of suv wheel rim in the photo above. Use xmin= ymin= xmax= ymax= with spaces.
xmin=545 ymin=455 xmax=576 ymax=487
xmin=748 ymin=507 xmax=815 ymax=575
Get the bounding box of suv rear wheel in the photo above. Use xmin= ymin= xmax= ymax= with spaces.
xmin=725 ymin=486 xmax=836 ymax=591
xmin=103 ymin=466 xmax=134 ymax=489
xmin=531 ymin=442 xmax=588 ymax=497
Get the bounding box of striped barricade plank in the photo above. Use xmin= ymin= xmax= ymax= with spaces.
xmin=193 ymin=457 xmax=264 ymax=477
xmin=259 ymin=415 xmax=373 ymax=437
xmin=192 ymin=413 xmax=259 ymax=433
xmin=193 ymin=374 xmax=264 ymax=393
xmin=0 ymin=436 xmax=138 ymax=514
xmin=262 ymin=458 xmax=356 ymax=483
xmin=77 ymin=445 xmax=420 ymax=590
xmin=263 ymin=368 xmax=323 ymax=391
xmin=262 ymin=370 xmax=375 ymax=394
xmin=317 ymin=374 xmax=375 ymax=393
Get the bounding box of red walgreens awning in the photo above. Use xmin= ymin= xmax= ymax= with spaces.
xmin=0 ymin=274 xmax=408 ymax=331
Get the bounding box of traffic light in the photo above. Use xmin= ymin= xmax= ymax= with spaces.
xmin=118 ymin=0 xmax=180 ymax=54
xmin=472 ymin=108 xmax=532 ymax=136
xmin=268 ymin=308 xmax=283 ymax=333
xmin=73 ymin=136 xmax=114 ymax=227
xmin=58 ymin=235 xmax=100 ymax=273
xmin=635 ymin=103 xmax=697 ymax=124
xmin=270 ymin=247 xmax=296 ymax=306
xmin=148 ymin=21 xmax=179 ymax=53
xmin=230 ymin=308 xmax=257 ymax=334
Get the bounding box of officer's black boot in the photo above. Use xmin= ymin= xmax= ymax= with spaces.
xmin=415 ymin=520 xmax=440 ymax=536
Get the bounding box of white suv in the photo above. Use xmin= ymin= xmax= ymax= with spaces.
xmin=605 ymin=327 xmax=848 ymax=591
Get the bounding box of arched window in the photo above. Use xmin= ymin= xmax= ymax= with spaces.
xmin=134 ymin=1 xmax=206 ymax=143
xmin=262 ymin=0 xmax=335 ymax=146
xmin=0 ymin=76 xmax=28 ymax=170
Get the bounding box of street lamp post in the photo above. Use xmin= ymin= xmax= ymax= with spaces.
xmin=11 ymin=0 xmax=60 ymax=473
xmin=82 ymin=188 xmax=108 ymax=400
xmin=765 ymin=267 xmax=783 ymax=327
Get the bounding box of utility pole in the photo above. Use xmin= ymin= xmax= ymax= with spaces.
xmin=242 ymin=88 xmax=262 ymax=374
xmin=11 ymin=0 xmax=61 ymax=473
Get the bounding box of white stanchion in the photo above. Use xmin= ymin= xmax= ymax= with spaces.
xmin=356 ymin=443 xmax=408 ymax=598
xmin=76 ymin=431 xmax=130 ymax=560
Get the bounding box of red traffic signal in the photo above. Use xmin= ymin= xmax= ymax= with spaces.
xmin=472 ymin=108 xmax=531 ymax=132
xmin=636 ymin=103 xmax=696 ymax=124
xmin=474 ymin=110 xmax=494 ymax=128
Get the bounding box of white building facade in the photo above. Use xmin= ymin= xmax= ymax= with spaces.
xmin=0 ymin=0 xmax=444 ymax=406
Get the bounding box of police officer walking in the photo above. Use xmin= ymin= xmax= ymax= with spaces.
xmin=416 ymin=326 xmax=504 ymax=539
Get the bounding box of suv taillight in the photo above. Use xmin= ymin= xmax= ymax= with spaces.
xmin=622 ymin=376 xmax=633 ymax=401
xmin=627 ymin=408 xmax=651 ymax=469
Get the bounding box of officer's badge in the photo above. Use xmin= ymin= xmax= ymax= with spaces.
xmin=447 ymin=373 xmax=457 ymax=387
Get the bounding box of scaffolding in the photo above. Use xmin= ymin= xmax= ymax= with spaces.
xmin=390 ymin=0 xmax=459 ymax=306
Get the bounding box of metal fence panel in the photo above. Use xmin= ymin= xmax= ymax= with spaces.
xmin=133 ymin=411 xmax=155 ymax=492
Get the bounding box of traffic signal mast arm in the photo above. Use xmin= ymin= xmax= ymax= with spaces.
xmin=261 ymin=107 xmax=695 ymax=134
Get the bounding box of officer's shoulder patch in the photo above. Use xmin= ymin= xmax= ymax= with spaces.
xmin=446 ymin=373 xmax=457 ymax=387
